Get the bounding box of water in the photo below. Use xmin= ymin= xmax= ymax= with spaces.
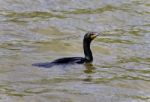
xmin=0 ymin=0 xmax=150 ymax=102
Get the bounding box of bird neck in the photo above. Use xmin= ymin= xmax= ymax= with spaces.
xmin=83 ymin=39 xmax=93 ymax=63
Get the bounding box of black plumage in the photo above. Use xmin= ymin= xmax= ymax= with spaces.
xmin=33 ymin=32 xmax=99 ymax=68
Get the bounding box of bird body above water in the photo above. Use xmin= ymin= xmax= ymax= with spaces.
xmin=33 ymin=32 xmax=99 ymax=68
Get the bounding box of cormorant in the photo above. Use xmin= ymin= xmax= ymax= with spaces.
xmin=33 ymin=32 xmax=99 ymax=68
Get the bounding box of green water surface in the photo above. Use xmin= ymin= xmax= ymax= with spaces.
xmin=0 ymin=0 xmax=150 ymax=102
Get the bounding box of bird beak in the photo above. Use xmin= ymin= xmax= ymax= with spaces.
xmin=95 ymin=33 xmax=100 ymax=37
xmin=91 ymin=32 xmax=100 ymax=39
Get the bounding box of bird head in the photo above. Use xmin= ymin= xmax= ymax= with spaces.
xmin=84 ymin=32 xmax=99 ymax=42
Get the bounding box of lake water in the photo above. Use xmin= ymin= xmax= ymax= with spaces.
xmin=0 ymin=0 xmax=150 ymax=102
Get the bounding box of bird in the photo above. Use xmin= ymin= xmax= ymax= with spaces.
xmin=32 ymin=32 xmax=99 ymax=68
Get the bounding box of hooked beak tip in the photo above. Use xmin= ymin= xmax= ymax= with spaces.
xmin=96 ymin=33 xmax=100 ymax=36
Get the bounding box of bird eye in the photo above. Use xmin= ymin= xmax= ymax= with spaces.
xmin=90 ymin=33 xmax=95 ymax=36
